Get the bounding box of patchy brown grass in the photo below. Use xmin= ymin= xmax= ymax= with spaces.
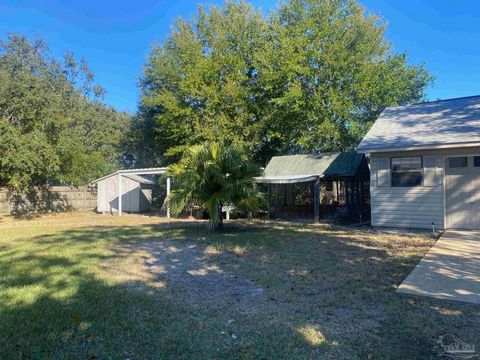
xmin=0 ymin=212 xmax=479 ymax=359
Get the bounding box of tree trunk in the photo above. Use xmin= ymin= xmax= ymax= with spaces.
xmin=215 ymin=204 xmax=224 ymax=231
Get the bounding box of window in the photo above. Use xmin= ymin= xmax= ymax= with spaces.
xmin=474 ymin=156 xmax=480 ymax=167
xmin=448 ymin=156 xmax=468 ymax=168
xmin=391 ymin=157 xmax=423 ymax=187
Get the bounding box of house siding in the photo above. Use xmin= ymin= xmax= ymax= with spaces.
xmin=371 ymin=186 xmax=444 ymax=228
xmin=370 ymin=150 xmax=444 ymax=229
xmin=370 ymin=147 xmax=480 ymax=229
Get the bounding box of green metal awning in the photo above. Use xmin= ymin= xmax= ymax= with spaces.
xmin=254 ymin=175 xmax=318 ymax=184
xmin=262 ymin=152 xmax=364 ymax=178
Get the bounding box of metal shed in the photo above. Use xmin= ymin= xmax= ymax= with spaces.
xmin=92 ymin=168 xmax=169 ymax=215
xmin=255 ymin=152 xmax=370 ymax=222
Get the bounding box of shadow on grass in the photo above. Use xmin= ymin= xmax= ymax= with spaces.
xmin=8 ymin=187 xmax=76 ymax=220
xmin=0 ymin=221 xmax=479 ymax=359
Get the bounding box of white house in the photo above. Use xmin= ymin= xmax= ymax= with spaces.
xmin=357 ymin=95 xmax=480 ymax=230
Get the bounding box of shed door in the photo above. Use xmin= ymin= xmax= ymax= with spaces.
xmin=445 ymin=156 xmax=480 ymax=229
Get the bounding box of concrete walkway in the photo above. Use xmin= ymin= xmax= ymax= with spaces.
xmin=398 ymin=231 xmax=480 ymax=305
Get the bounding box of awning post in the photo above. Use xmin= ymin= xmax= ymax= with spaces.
xmin=314 ymin=177 xmax=320 ymax=223
xmin=166 ymin=177 xmax=171 ymax=218
xmin=118 ymin=173 xmax=122 ymax=216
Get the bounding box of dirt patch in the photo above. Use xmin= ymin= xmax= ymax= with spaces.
xmin=101 ymin=239 xmax=265 ymax=308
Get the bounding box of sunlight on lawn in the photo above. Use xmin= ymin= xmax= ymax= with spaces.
xmin=0 ymin=212 xmax=477 ymax=360
xmin=296 ymin=325 xmax=328 ymax=346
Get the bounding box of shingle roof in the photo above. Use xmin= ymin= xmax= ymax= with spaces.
xmin=357 ymin=95 xmax=480 ymax=152
xmin=263 ymin=152 xmax=364 ymax=177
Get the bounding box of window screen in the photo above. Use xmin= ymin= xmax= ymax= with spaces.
xmin=448 ymin=157 xmax=468 ymax=168
xmin=391 ymin=157 xmax=423 ymax=187
xmin=293 ymin=183 xmax=313 ymax=206
xmin=324 ymin=181 xmax=333 ymax=192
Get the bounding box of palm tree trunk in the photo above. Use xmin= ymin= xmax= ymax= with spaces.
xmin=216 ymin=204 xmax=224 ymax=231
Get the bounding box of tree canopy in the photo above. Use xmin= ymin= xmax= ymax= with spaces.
xmin=136 ymin=0 xmax=433 ymax=165
xmin=0 ymin=34 xmax=131 ymax=189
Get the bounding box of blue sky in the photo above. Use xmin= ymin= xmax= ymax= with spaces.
xmin=1 ymin=0 xmax=479 ymax=113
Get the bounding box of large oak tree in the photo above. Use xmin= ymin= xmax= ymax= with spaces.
xmin=136 ymin=0 xmax=432 ymax=166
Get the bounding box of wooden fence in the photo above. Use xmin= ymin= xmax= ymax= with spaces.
xmin=0 ymin=186 xmax=97 ymax=215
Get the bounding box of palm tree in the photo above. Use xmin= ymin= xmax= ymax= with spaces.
xmin=166 ymin=142 xmax=264 ymax=230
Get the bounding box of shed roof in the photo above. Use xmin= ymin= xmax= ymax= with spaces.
xmin=261 ymin=152 xmax=364 ymax=178
xmin=357 ymin=95 xmax=480 ymax=152
xmin=123 ymin=174 xmax=155 ymax=185
xmin=91 ymin=167 xmax=168 ymax=184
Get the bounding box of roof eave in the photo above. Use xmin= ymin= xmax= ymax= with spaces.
xmin=357 ymin=141 xmax=480 ymax=154
xmin=91 ymin=167 xmax=169 ymax=184
xmin=254 ymin=175 xmax=321 ymax=184
xmin=90 ymin=171 xmax=120 ymax=184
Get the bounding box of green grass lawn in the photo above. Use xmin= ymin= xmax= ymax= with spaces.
xmin=0 ymin=212 xmax=479 ymax=359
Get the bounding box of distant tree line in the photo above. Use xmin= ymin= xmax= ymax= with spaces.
xmin=0 ymin=35 xmax=131 ymax=189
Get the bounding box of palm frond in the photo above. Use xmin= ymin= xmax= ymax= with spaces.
xmin=166 ymin=141 xmax=264 ymax=229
